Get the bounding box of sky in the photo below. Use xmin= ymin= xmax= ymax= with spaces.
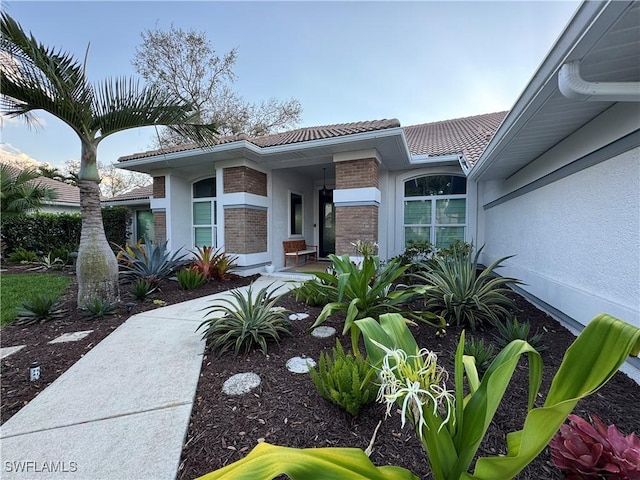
xmin=0 ymin=0 xmax=581 ymax=169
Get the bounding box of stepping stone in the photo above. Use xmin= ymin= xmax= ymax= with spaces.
xmin=286 ymin=356 xmax=316 ymax=373
xmin=289 ymin=313 xmax=309 ymax=321
xmin=311 ymin=326 xmax=336 ymax=338
xmin=222 ymin=372 xmax=261 ymax=395
xmin=48 ymin=330 xmax=93 ymax=344
xmin=0 ymin=345 xmax=25 ymax=359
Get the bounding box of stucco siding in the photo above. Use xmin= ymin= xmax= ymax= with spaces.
xmin=482 ymin=148 xmax=639 ymax=327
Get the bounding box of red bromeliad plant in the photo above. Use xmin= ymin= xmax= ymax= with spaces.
xmin=549 ymin=413 xmax=640 ymax=479
xmin=190 ymin=246 xmax=238 ymax=281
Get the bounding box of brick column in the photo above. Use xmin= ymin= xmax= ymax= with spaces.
xmin=222 ymin=166 xmax=268 ymax=255
xmin=334 ymin=157 xmax=380 ymax=255
xmin=151 ymin=176 xmax=166 ymax=243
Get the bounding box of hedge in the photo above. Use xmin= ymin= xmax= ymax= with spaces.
xmin=1 ymin=207 xmax=132 ymax=255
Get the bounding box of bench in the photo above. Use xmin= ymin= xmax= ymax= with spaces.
xmin=283 ymin=240 xmax=318 ymax=267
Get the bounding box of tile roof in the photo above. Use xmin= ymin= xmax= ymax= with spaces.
xmin=103 ymin=185 xmax=153 ymax=202
xmin=404 ymin=111 xmax=507 ymax=164
xmin=36 ymin=176 xmax=80 ymax=204
xmin=118 ymin=119 xmax=401 ymax=162
xmin=117 ymin=113 xmax=506 ymax=167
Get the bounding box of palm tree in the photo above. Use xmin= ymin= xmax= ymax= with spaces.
xmin=0 ymin=13 xmax=217 ymax=306
xmin=0 ymin=163 xmax=57 ymax=216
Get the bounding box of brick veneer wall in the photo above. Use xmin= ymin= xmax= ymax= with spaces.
xmin=153 ymin=176 xmax=166 ymax=198
xmin=153 ymin=210 xmax=166 ymax=243
xmin=224 ymin=208 xmax=267 ymax=254
xmin=335 ymin=158 xmax=378 ymax=189
xmin=223 ymin=167 xmax=267 ymax=196
xmin=334 ymin=205 xmax=378 ymax=255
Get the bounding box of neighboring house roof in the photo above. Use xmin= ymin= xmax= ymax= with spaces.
xmin=36 ymin=176 xmax=80 ymax=205
xmin=119 ymin=119 xmax=401 ymax=162
xmin=404 ymin=112 xmax=507 ymax=164
xmin=102 ymin=185 xmax=153 ymax=204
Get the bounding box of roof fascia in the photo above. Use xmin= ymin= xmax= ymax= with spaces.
xmin=468 ymin=0 xmax=629 ymax=181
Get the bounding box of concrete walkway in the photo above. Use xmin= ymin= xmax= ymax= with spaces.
xmin=0 ymin=276 xmax=295 ymax=480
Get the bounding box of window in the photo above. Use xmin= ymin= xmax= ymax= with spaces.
xmin=403 ymin=175 xmax=466 ymax=248
xmin=290 ymin=192 xmax=303 ymax=236
xmin=192 ymin=178 xmax=216 ymax=247
xmin=135 ymin=210 xmax=154 ymax=242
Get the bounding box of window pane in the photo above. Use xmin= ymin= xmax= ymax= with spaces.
xmin=290 ymin=193 xmax=302 ymax=235
xmin=193 ymin=202 xmax=211 ymax=225
xmin=404 ymin=200 xmax=431 ymax=224
xmin=436 ymin=199 xmax=466 ymax=224
xmin=405 ymin=175 xmax=466 ymax=196
xmin=193 ymin=178 xmax=216 ymax=198
xmin=135 ymin=210 xmax=155 ymax=242
xmin=405 ymin=226 xmax=431 ymax=246
xmin=194 ymin=227 xmax=213 ymax=247
xmin=435 ymin=227 xmax=465 ymax=248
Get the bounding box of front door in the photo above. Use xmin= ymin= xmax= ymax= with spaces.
xmin=319 ymin=190 xmax=335 ymax=257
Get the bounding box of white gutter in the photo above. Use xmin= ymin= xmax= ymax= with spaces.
xmin=559 ymin=61 xmax=640 ymax=102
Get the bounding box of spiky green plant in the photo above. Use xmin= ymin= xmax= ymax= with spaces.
xmin=119 ymin=236 xmax=187 ymax=285
xmin=15 ymin=294 xmax=66 ymax=324
xmin=309 ymin=254 xmax=445 ymax=355
xmin=81 ymin=297 xmax=117 ymax=320
xmin=417 ymin=246 xmax=520 ymax=331
xmin=177 ymin=268 xmax=206 ymax=290
xmin=494 ymin=317 xmax=547 ymax=352
xmin=129 ymin=278 xmax=157 ymax=300
xmin=463 ymin=337 xmax=496 ymax=377
xmin=198 ymin=282 xmax=291 ymax=356
xmin=291 ymin=279 xmax=328 ymax=307
xmin=309 ymin=340 xmax=378 ymax=416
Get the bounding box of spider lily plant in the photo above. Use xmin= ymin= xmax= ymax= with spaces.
xmin=198 ymin=312 xmax=640 ymax=480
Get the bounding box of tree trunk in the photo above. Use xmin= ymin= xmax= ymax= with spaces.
xmin=76 ymin=142 xmax=119 ymax=307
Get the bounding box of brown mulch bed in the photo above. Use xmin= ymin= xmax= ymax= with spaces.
xmin=177 ymin=290 xmax=640 ymax=480
xmin=2 ymin=266 xmax=639 ymax=479
xmin=0 ymin=265 xmax=256 ymax=424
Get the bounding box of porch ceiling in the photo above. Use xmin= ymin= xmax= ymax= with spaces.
xmin=471 ymin=1 xmax=640 ymax=181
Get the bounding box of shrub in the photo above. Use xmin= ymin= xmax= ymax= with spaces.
xmin=7 ymin=247 xmax=38 ymax=263
xmin=550 ymin=413 xmax=640 ymax=479
xmin=309 ymin=254 xmax=445 ymax=355
xmin=417 ymin=246 xmax=520 ymax=331
xmin=176 ymin=268 xmax=206 ymax=290
xmin=190 ymin=245 xmax=238 ymax=281
xmin=291 ymin=279 xmax=329 ymax=307
xmin=0 ymin=208 xmax=129 ymax=255
xmin=119 ymin=236 xmax=187 ymax=285
xmin=15 ymin=295 xmax=66 ymax=325
xmin=81 ymin=297 xmax=117 ymax=320
xmin=198 ymin=282 xmax=291 ymax=356
xmin=494 ymin=317 xmax=546 ymax=352
xmin=464 ymin=337 xmax=495 ymax=377
xmin=130 ymin=278 xmax=157 ymax=300
xmin=309 ymin=340 xmax=378 ymax=416
xmin=397 ymin=239 xmax=437 ymax=266
xmin=50 ymin=246 xmax=76 ymax=265
xmin=437 ymin=239 xmax=472 ymax=262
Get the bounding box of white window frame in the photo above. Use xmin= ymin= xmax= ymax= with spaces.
xmin=402 ymin=176 xmax=467 ymax=248
xmin=192 ymin=178 xmax=217 ymax=248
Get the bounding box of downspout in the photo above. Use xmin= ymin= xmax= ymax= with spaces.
xmin=558 ymin=61 xmax=640 ymax=101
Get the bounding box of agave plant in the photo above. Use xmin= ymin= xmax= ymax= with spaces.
xmin=119 ymin=236 xmax=187 ymax=285
xmin=197 ymin=282 xmax=291 ymax=356
xmin=494 ymin=317 xmax=546 ymax=352
xmin=81 ymin=297 xmax=117 ymax=320
xmin=550 ymin=413 xmax=640 ymax=479
xmin=15 ymin=295 xmax=66 ymax=325
xmin=416 ymin=246 xmax=521 ymax=331
xmin=309 ymin=254 xmax=445 ymax=355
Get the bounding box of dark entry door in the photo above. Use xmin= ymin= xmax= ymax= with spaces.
xmin=319 ymin=190 xmax=335 ymax=257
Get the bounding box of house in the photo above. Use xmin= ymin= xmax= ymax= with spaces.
xmin=36 ymin=176 xmax=81 ymax=214
xmin=101 ymin=185 xmax=153 ymax=242
xmin=117 ymin=0 xmax=639 ymax=371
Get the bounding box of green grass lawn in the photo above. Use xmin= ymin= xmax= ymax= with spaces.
xmin=1 ymin=273 xmax=72 ymax=326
